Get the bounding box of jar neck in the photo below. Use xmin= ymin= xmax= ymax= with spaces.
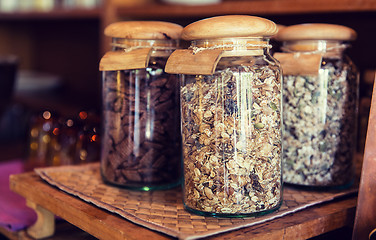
xmin=190 ymin=38 xmax=272 ymax=56
xmin=281 ymin=40 xmax=348 ymax=58
xmin=111 ymin=38 xmax=179 ymax=57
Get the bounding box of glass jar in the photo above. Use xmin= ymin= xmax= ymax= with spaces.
xmin=100 ymin=21 xmax=183 ymax=190
xmin=167 ymin=15 xmax=283 ymax=217
xmin=275 ymin=23 xmax=359 ymax=188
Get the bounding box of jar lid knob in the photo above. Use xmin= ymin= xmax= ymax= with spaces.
xmin=181 ymin=15 xmax=278 ymax=40
xmin=275 ymin=23 xmax=357 ymax=41
xmin=104 ymin=21 xmax=183 ymax=40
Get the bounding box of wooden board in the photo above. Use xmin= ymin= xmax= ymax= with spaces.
xmin=9 ymin=172 xmax=357 ymax=240
xmin=352 ymin=72 xmax=376 ymax=240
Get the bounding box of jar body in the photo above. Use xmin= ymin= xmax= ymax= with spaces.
xmin=180 ymin=40 xmax=283 ymax=216
xmin=282 ymin=40 xmax=359 ymax=188
xmin=100 ymin=40 xmax=182 ymax=190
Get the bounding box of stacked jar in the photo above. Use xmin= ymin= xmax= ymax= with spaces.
xmin=275 ymin=24 xmax=359 ymax=188
xmin=100 ymin=21 xmax=183 ymax=191
xmin=166 ymin=15 xmax=283 ymax=217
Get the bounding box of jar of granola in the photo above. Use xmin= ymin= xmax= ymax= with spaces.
xmin=99 ymin=21 xmax=183 ymax=190
xmin=166 ymin=15 xmax=283 ymax=217
xmin=275 ymin=23 xmax=359 ymax=188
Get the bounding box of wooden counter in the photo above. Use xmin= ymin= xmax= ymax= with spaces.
xmin=9 ymin=171 xmax=356 ymax=240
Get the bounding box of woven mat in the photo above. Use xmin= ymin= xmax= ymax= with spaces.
xmin=35 ymin=163 xmax=357 ymax=240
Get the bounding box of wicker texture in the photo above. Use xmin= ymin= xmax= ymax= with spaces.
xmin=35 ymin=163 xmax=357 ymax=240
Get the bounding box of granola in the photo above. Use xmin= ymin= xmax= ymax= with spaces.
xmin=101 ymin=57 xmax=182 ymax=189
xmin=283 ymin=57 xmax=358 ymax=187
xmin=181 ymin=58 xmax=282 ymax=215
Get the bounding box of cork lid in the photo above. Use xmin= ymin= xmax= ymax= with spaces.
xmin=181 ymin=15 xmax=278 ymax=40
xmin=276 ymin=23 xmax=357 ymax=41
xmin=104 ymin=21 xmax=183 ymax=40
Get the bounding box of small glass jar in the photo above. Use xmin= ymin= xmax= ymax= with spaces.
xmin=276 ymin=24 xmax=359 ymax=188
xmin=100 ymin=21 xmax=183 ymax=190
xmin=167 ymin=16 xmax=283 ymax=217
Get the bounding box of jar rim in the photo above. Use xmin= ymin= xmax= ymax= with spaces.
xmin=281 ymin=40 xmax=349 ymax=53
xmin=190 ymin=37 xmax=272 ymax=52
xmin=111 ymin=38 xmax=180 ymax=50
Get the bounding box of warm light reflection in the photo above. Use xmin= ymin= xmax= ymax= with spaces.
xmin=43 ymin=111 xmax=51 ymax=120
xmin=53 ymin=128 xmax=60 ymax=136
xmin=30 ymin=128 xmax=39 ymax=138
xmin=66 ymin=119 xmax=74 ymax=127
xmin=30 ymin=142 xmax=38 ymax=150
xmin=91 ymin=134 xmax=98 ymax=142
xmin=42 ymin=135 xmax=50 ymax=143
xmin=79 ymin=111 xmax=88 ymax=120
xmin=79 ymin=149 xmax=88 ymax=161
xmin=52 ymin=156 xmax=60 ymax=166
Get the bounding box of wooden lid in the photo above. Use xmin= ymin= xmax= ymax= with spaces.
xmin=104 ymin=21 xmax=183 ymax=40
xmin=276 ymin=23 xmax=357 ymax=41
xmin=276 ymin=24 xmax=286 ymax=34
xmin=181 ymin=15 xmax=278 ymax=40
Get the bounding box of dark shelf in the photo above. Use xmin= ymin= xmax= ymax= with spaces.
xmin=0 ymin=8 xmax=101 ymax=20
xmin=116 ymin=0 xmax=376 ymax=19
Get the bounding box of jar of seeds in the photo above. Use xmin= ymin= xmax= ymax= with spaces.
xmin=275 ymin=23 xmax=359 ymax=188
xmin=99 ymin=21 xmax=183 ymax=190
xmin=166 ymin=15 xmax=283 ymax=217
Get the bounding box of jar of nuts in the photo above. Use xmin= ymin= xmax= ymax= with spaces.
xmin=275 ymin=24 xmax=359 ymax=188
xmin=99 ymin=21 xmax=183 ymax=190
xmin=166 ymin=15 xmax=283 ymax=217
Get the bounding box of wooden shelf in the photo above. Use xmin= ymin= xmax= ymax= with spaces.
xmin=10 ymin=171 xmax=357 ymax=240
xmin=116 ymin=0 xmax=376 ymax=19
xmin=0 ymin=8 xmax=101 ymax=20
